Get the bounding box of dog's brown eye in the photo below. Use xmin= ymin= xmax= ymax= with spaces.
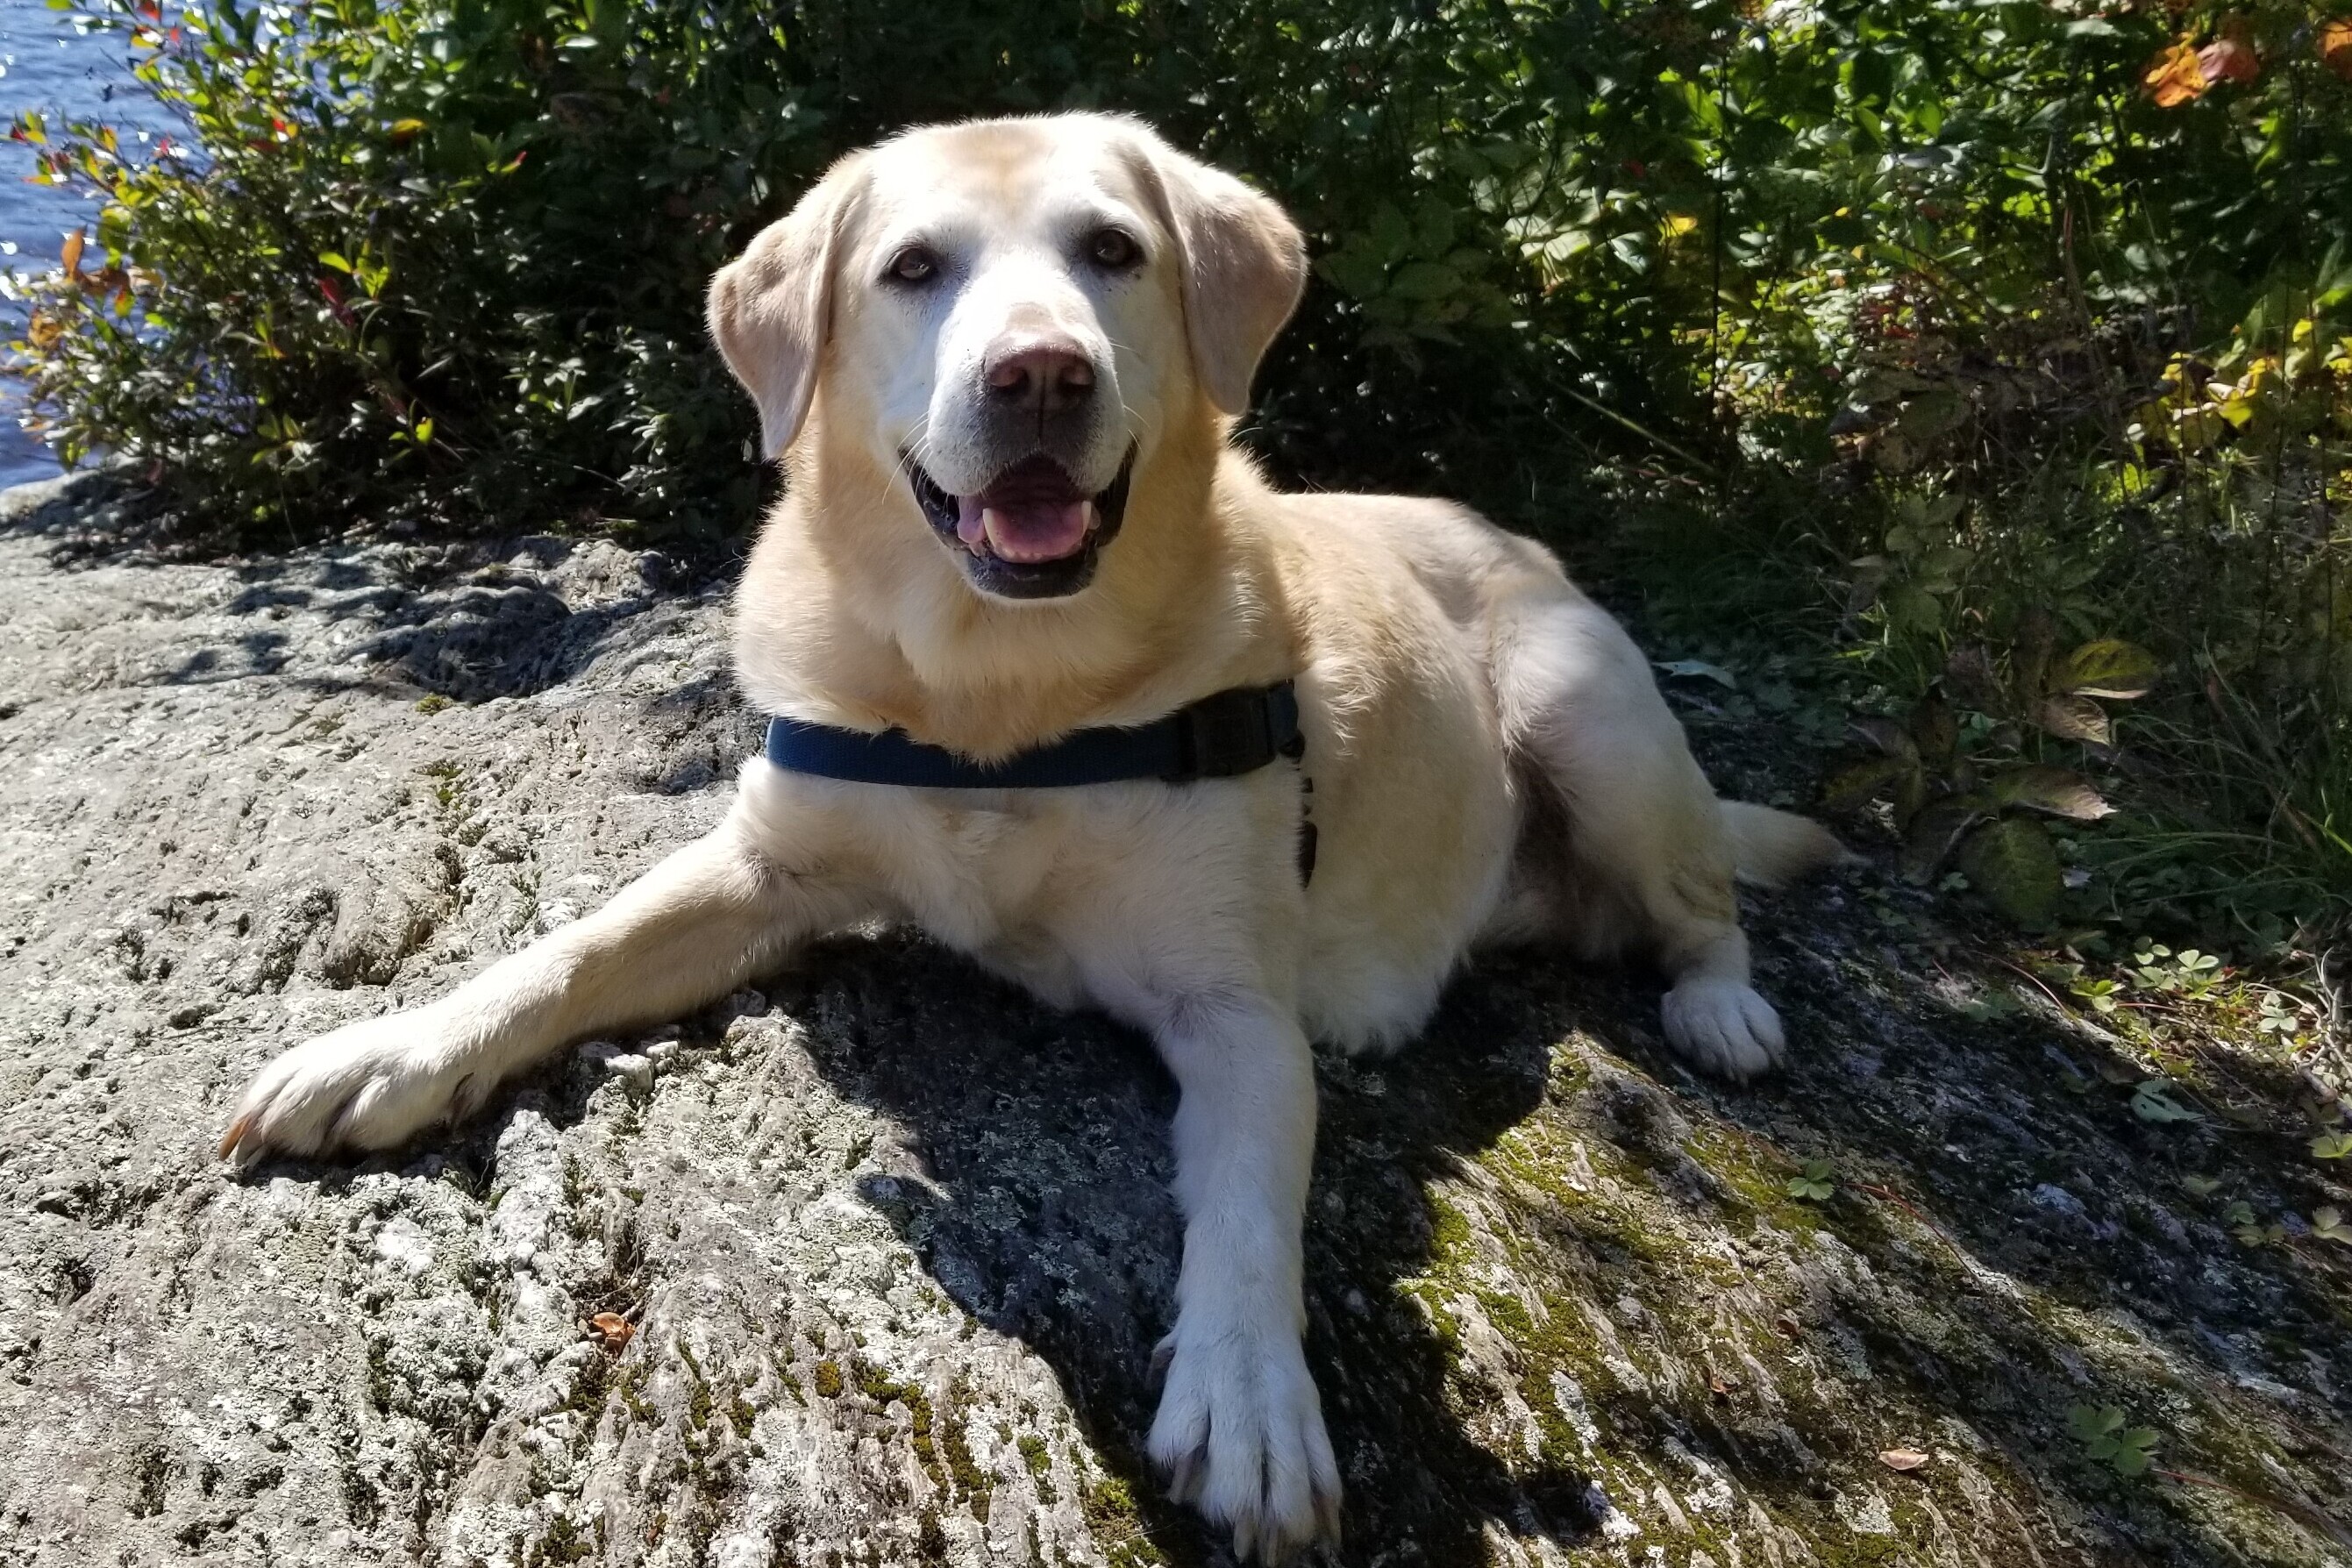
xmin=1087 ymin=227 xmax=1139 ymax=270
xmin=887 ymin=246 xmax=940 ymax=285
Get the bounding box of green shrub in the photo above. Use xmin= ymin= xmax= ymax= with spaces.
xmin=8 ymin=0 xmax=2350 ymax=949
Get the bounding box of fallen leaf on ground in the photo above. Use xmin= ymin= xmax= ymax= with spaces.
xmin=1880 ymin=1448 xmax=1931 ymax=1472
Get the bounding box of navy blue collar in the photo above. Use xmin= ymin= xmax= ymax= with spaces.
xmin=764 ymin=681 xmax=1301 ymax=789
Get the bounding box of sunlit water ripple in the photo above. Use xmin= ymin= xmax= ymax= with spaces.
xmin=0 ymin=1 xmax=168 ymax=488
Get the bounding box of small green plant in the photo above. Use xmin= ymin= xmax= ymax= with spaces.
xmin=2127 ymin=944 xmax=2225 ymax=999
xmin=2313 ymin=1206 xmax=2352 ymax=1246
xmin=2255 ymin=990 xmax=2307 ymax=1044
xmin=2129 ymin=1080 xmax=2200 ymax=1125
xmin=2225 ymin=1201 xmax=2287 ymax=1248
xmin=1785 ymin=1160 xmax=1837 ymax=1202
xmin=1826 ymin=622 xmax=2153 ymax=929
xmin=2068 ymin=1404 xmax=2161 ymax=1479
xmin=2311 ymin=1132 xmax=2352 ymax=1161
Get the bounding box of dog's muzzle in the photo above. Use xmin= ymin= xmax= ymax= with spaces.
xmin=903 ymin=447 xmax=1136 ymax=601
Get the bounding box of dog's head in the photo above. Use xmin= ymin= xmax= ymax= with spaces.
xmin=709 ymin=114 xmax=1306 ymax=602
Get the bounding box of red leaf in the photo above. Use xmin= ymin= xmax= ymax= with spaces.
xmin=2196 ymin=37 xmax=2258 ymax=88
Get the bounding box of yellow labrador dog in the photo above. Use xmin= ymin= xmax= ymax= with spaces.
xmin=223 ymin=113 xmax=1840 ymax=1557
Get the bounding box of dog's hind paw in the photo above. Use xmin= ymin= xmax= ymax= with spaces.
xmin=1149 ymin=1321 xmax=1341 ymax=1560
xmin=218 ymin=1006 xmax=486 ymax=1165
xmin=1660 ymin=978 xmax=1785 ymax=1080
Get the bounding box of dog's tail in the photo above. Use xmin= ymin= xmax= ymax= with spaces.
xmin=1722 ymin=802 xmax=1852 ymax=888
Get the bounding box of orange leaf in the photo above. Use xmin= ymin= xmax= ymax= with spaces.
xmin=59 ymin=228 xmax=83 ymax=274
xmin=2142 ymin=41 xmax=2206 ymax=107
xmin=2321 ymin=19 xmax=2352 ymax=83
xmin=1880 ymin=1448 xmax=1932 ymax=1472
xmin=2197 ymin=37 xmax=2259 ymax=87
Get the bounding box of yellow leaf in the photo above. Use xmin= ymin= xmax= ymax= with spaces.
xmin=2143 ymin=40 xmax=2206 ymax=107
xmin=1663 ymin=213 xmax=1699 ymax=237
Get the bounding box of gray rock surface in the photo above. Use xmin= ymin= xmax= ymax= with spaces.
xmin=0 ymin=470 xmax=2346 ymax=1567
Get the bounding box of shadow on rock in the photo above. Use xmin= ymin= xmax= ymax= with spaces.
xmin=782 ymin=933 xmax=1603 ymax=1566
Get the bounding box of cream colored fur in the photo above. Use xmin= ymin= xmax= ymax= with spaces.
xmin=221 ymin=113 xmax=1842 ymax=1559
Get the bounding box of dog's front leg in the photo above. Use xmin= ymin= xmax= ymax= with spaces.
xmin=220 ymin=809 xmax=857 ymax=1164
xmin=1145 ymin=991 xmax=1341 ymax=1560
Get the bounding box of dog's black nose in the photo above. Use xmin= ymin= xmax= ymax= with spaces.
xmin=984 ymin=339 xmax=1095 ymax=414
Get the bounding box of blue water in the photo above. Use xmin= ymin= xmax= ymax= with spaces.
xmin=0 ymin=1 xmax=168 ymax=488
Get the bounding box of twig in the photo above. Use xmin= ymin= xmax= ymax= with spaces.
xmin=1544 ymin=375 xmax=1722 ymax=478
xmin=1993 ymin=955 xmax=2074 ymax=1018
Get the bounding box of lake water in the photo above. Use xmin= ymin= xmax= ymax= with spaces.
xmin=0 ymin=1 xmax=167 ymax=488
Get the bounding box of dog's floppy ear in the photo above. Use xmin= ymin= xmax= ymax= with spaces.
xmin=1133 ymin=138 xmax=1308 ymax=415
xmin=708 ymin=157 xmax=867 ymax=459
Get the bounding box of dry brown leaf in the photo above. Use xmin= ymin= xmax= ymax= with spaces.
xmin=1880 ymin=1448 xmax=1932 ymax=1472
xmin=2322 ymin=19 xmax=2352 ymax=83
xmin=59 ymin=228 xmax=83 ymax=275
xmin=585 ymin=1310 xmax=635 ymax=1351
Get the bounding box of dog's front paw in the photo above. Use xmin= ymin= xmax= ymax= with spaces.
xmin=1149 ymin=1321 xmax=1340 ymax=1561
xmin=219 ymin=1007 xmax=486 ymax=1165
xmin=1661 ymin=978 xmax=1785 ymax=1080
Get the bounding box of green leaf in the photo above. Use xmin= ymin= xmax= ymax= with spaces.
xmin=1954 ymin=816 xmax=2063 ymax=926
xmin=1785 ymin=1160 xmax=1836 ymax=1201
xmin=2313 ymin=1206 xmax=2351 ymax=1244
xmin=1898 ymin=390 xmax=1968 ymax=440
xmin=1909 ymin=693 xmax=1957 ymax=766
xmin=1992 ymin=766 xmax=2113 ymax=822
xmin=317 ymin=250 xmax=353 ymax=273
xmin=1822 ymin=754 xmax=1916 ymax=815
xmin=1903 ymin=796 xmax=1994 ymax=883
xmin=2053 ymin=640 xmax=2158 ymax=700
xmin=2068 ymin=1404 xmax=2124 ymax=1442
xmin=1849 ymin=716 xmax=1917 ymax=760
xmin=2069 ymin=1404 xmax=2159 ymax=1478
xmin=2130 ymin=1080 xmax=2200 ymax=1123
xmin=1388 ymin=261 xmax=1462 ymax=302
xmin=2310 ymin=1132 xmax=2352 ymax=1160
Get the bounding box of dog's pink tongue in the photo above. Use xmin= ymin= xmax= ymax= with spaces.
xmin=955 ymin=495 xmax=1093 ymax=563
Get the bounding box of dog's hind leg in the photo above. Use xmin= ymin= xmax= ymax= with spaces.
xmin=219 ymin=787 xmax=870 ymax=1163
xmin=1493 ymin=588 xmax=1837 ymax=1079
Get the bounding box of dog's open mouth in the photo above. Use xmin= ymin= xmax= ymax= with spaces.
xmin=903 ymin=448 xmax=1134 ymax=600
